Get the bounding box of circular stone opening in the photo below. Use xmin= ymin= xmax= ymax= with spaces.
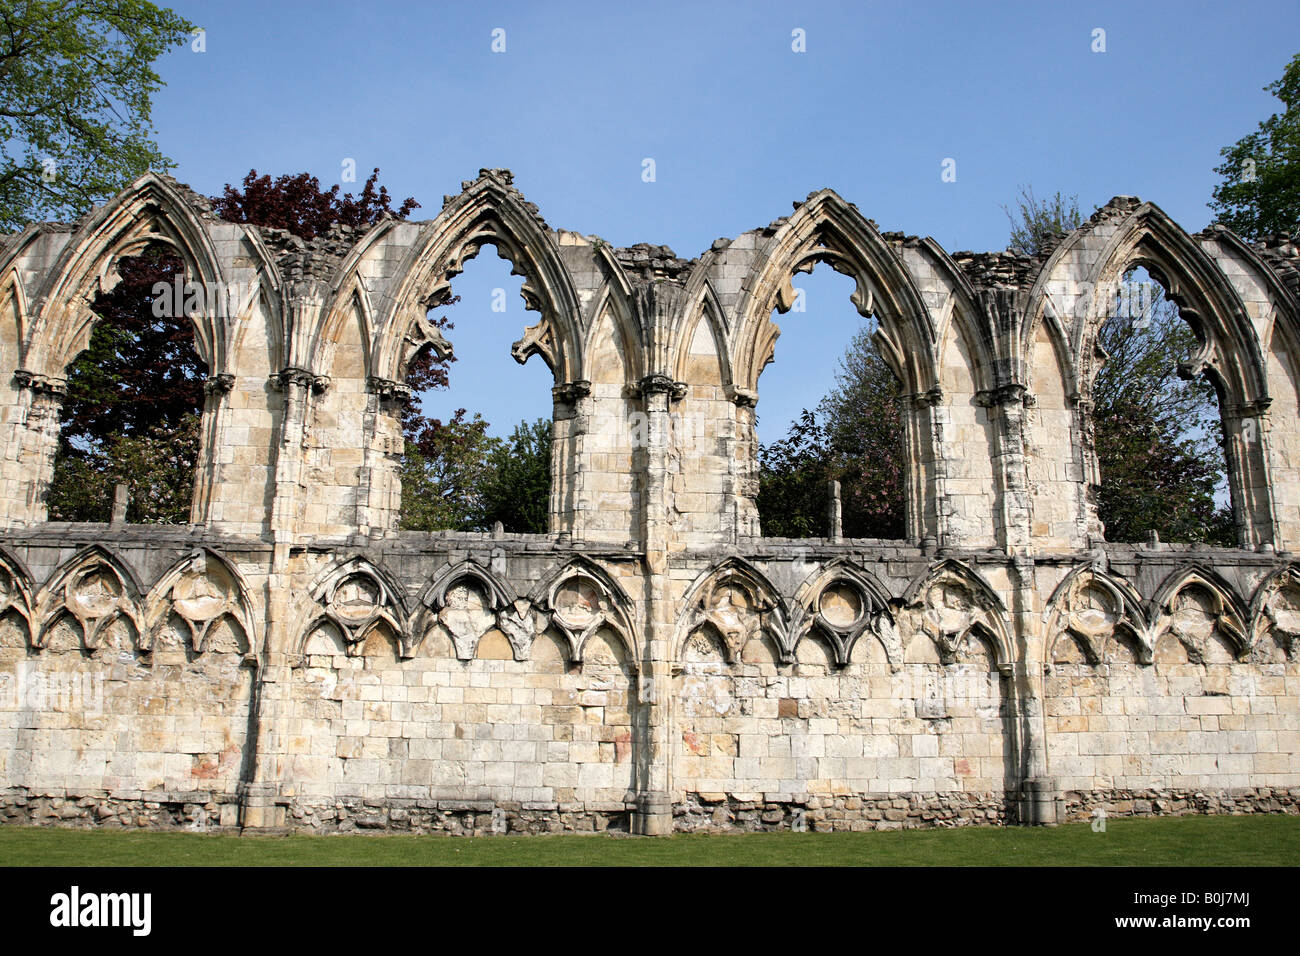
xmin=818 ymin=582 xmax=863 ymax=629
xmin=554 ymin=576 xmax=602 ymax=629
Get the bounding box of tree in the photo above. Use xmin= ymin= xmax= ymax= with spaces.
xmin=1210 ymin=52 xmax=1300 ymax=241
xmin=757 ymin=321 xmax=905 ymax=540
xmin=478 ymin=418 xmax=552 ymax=534
xmin=999 ymin=186 xmax=1233 ymax=544
xmin=757 ymin=410 xmax=835 ymax=538
xmin=399 ymin=409 xmax=501 ymax=532
xmin=0 ymin=0 xmax=195 ymax=231
xmin=213 ymin=169 xmax=535 ymax=536
xmin=211 ymin=168 xmax=420 ymax=240
xmin=1091 ymin=275 xmax=1235 ymax=544
xmin=48 ymin=167 xmax=427 ymax=523
xmin=819 ymin=323 xmax=906 ymax=538
xmin=47 ymin=244 xmax=205 ymax=522
xmin=1002 ymin=186 xmax=1083 ymax=256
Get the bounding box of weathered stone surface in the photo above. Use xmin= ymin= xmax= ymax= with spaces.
xmin=0 ymin=170 xmax=1297 ymax=835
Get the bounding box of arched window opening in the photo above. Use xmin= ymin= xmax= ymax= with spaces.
xmin=399 ymin=244 xmax=553 ymax=533
xmin=1093 ymin=266 xmax=1235 ymax=545
xmin=46 ymin=244 xmax=206 ymax=523
xmin=755 ymin=264 xmax=905 ymax=539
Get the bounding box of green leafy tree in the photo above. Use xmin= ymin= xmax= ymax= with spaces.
xmin=47 ymin=415 xmax=201 ymax=524
xmin=1002 ymin=186 xmax=1083 ymax=256
xmin=757 ymin=321 xmax=905 ymax=540
xmin=0 ymin=0 xmax=196 ymax=231
xmin=399 ymin=408 xmax=501 ymax=532
xmin=1092 ymin=275 xmax=1235 ymax=545
xmin=1000 ymin=186 xmax=1233 ymax=543
xmin=819 ymin=323 xmax=906 ymax=538
xmin=757 ymin=410 xmax=834 ymax=538
xmin=48 ymin=168 xmax=424 ymax=523
xmin=478 ymin=418 xmax=552 ymax=534
xmin=1210 ymin=52 xmax=1300 ymax=240
xmin=47 ymin=244 xmax=204 ymax=522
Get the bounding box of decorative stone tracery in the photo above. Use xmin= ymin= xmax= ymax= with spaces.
xmin=0 ymin=169 xmax=1297 ymax=835
xmin=32 ymin=548 xmax=141 ymax=653
xmin=144 ymin=550 xmax=258 ymax=660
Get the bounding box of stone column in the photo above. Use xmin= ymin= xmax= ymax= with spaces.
xmin=1221 ymin=398 xmax=1276 ymax=550
xmin=906 ymin=385 xmax=945 ymax=550
xmin=827 ymin=479 xmax=842 ymax=541
xmin=192 ymin=373 xmax=234 ymax=526
xmin=634 ymin=373 xmax=684 ymax=834
xmin=239 ymin=364 xmax=328 ymax=830
xmin=977 ymin=383 xmax=1031 ymax=551
xmin=8 ymin=370 xmax=66 ymax=525
xmin=552 ymin=380 xmax=591 ymax=542
xmin=1012 ymin=555 xmax=1057 ymax=824
xmin=1073 ymin=395 xmax=1104 ymax=545
xmin=358 ymin=376 xmax=410 ymax=534
xmin=724 ymin=386 xmax=759 ymax=541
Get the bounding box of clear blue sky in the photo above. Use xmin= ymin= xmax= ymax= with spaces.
xmin=152 ymin=0 xmax=1300 ymax=442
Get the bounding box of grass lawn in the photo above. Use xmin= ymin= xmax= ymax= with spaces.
xmin=1 ymin=814 xmax=1297 ymax=866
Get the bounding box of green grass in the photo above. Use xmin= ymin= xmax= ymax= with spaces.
xmin=1 ymin=814 xmax=1297 ymax=866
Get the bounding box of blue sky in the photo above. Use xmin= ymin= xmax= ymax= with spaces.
xmin=152 ymin=0 xmax=1300 ymax=442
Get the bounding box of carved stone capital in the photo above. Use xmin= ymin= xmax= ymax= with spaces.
xmin=552 ymin=379 xmax=592 ymax=404
xmin=270 ymin=366 xmax=330 ymax=393
xmin=637 ymin=374 xmax=687 ymax=401
xmin=1227 ymin=398 xmax=1272 ymax=420
xmin=13 ymin=368 xmax=67 ymax=397
xmin=974 ymin=383 xmax=1028 ymax=408
xmin=725 ymin=385 xmax=758 ymax=408
xmin=367 ymin=376 xmax=413 ymax=404
xmin=204 ymin=373 xmax=236 ymax=395
xmin=907 ymin=385 xmax=944 ymax=408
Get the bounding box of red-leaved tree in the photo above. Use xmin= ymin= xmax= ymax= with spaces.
xmin=211 ymin=167 xmax=420 ymax=240
xmin=49 ymin=167 xmax=437 ymax=522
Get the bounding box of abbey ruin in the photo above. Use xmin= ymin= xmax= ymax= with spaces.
xmin=0 ymin=168 xmax=1297 ymax=835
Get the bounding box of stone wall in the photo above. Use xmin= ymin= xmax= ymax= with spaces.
xmin=0 ymin=169 xmax=1297 ymax=834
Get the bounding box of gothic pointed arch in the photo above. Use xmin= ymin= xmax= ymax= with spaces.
xmin=582 ymin=273 xmax=646 ymax=387
xmin=23 ymin=172 xmax=235 ymax=379
xmin=579 ymin=237 xmax=645 ymax=385
xmin=408 ymin=558 xmax=537 ymax=661
xmin=0 ymin=265 xmax=30 ymax=355
xmin=311 ymin=278 xmax=378 ymax=389
xmin=675 ymin=556 xmax=790 ymax=663
xmin=32 ymin=544 xmax=144 ymax=652
xmin=1089 ymin=204 xmax=1263 ymax=405
xmin=225 ymin=226 xmax=288 ymax=374
xmin=788 ymin=558 xmax=898 ymax=668
xmin=143 ymin=548 xmax=261 ymax=661
xmin=527 ymin=556 xmax=638 ymax=667
xmin=1149 ymin=564 xmax=1250 ymax=661
xmin=902 ymin=559 xmax=1013 ymax=667
xmin=1249 ymin=563 xmax=1300 ymax=658
xmin=672 ymin=277 xmax=735 ymax=389
xmin=1043 ymin=565 xmax=1151 ymax=666
xmin=296 ymin=554 xmax=409 ymax=659
xmin=731 ymin=189 xmax=937 ymax=397
xmin=1026 ymin=200 xmax=1266 ymax=406
xmin=1204 ymin=225 xmax=1300 ymax=339
xmin=1027 ymin=291 xmax=1082 ymax=398
xmin=0 ymin=546 xmax=35 ymax=644
xmin=304 ymin=216 xmax=403 ymax=376
xmin=1025 ymin=199 xmax=1274 ymax=547
xmin=917 ymin=237 xmax=1003 ymax=394
xmin=365 ymin=169 xmax=584 ymax=386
